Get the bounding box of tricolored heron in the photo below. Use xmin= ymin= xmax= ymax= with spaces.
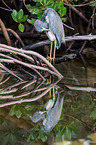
xmin=34 ymin=8 xmax=65 ymax=63
xmin=32 ymin=89 xmax=64 ymax=132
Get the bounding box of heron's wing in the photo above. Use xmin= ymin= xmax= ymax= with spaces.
xmin=32 ymin=111 xmax=46 ymax=123
xmin=47 ymin=9 xmax=65 ymax=48
xmin=41 ymin=93 xmax=64 ymax=132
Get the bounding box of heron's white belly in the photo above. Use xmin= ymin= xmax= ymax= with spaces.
xmin=46 ymin=30 xmax=56 ymax=41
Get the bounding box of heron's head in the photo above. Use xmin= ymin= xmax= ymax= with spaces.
xmin=34 ymin=20 xmax=48 ymax=33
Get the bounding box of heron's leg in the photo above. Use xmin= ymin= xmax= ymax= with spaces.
xmin=46 ymin=41 xmax=53 ymax=62
xmin=53 ymin=86 xmax=55 ymax=102
xmin=49 ymin=86 xmax=55 ymax=102
xmin=49 ymin=86 xmax=51 ymax=99
xmin=53 ymin=39 xmax=56 ymax=63
xmin=50 ymin=41 xmax=53 ymax=63
xmin=47 ymin=75 xmax=51 ymax=96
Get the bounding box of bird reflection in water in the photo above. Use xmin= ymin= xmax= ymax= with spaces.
xmin=32 ymin=87 xmax=64 ymax=132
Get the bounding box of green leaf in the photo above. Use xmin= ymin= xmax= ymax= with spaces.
xmin=93 ymin=122 xmax=96 ymax=126
xmin=64 ymin=127 xmax=72 ymax=140
xmin=44 ymin=0 xmax=47 ymax=5
xmin=9 ymin=105 xmax=22 ymax=118
xmin=60 ymin=126 xmax=72 ymax=140
xmin=61 ymin=17 xmax=67 ymax=22
xmin=27 ymin=18 xmax=35 ymax=25
xmin=46 ymin=0 xmax=52 ymax=5
xmin=33 ymin=0 xmax=37 ymax=2
xmin=9 ymin=105 xmax=16 ymax=116
xmin=33 ymin=8 xmax=39 ymax=14
xmin=27 ymin=132 xmax=33 ymax=142
xmin=11 ymin=9 xmax=18 ymax=22
xmin=30 ymin=7 xmax=40 ymax=15
xmin=38 ymin=128 xmax=47 ymax=142
xmin=30 ymin=132 xmax=38 ymax=141
xmin=17 ymin=9 xmax=23 ymax=20
xmin=15 ymin=110 xmax=22 ymax=118
xmin=38 ymin=0 xmax=44 ymax=4
xmin=25 ymin=4 xmax=33 ymax=12
xmin=20 ymin=15 xmax=28 ymax=22
xmin=58 ymin=1 xmax=63 ymax=6
xmin=37 ymin=12 xmax=42 ymax=19
xmin=9 ymin=133 xmax=17 ymax=144
xmin=90 ymin=110 xmax=96 ymax=120
xmin=91 ymin=2 xmax=96 ymax=6
xmin=59 ymin=7 xmax=66 ymax=17
xmin=9 ymin=109 xmax=15 ymax=116
xmin=18 ymin=23 xmax=24 ymax=32
xmin=25 ymin=104 xmax=36 ymax=111
xmin=1 ymin=134 xmax=9 ymax=145
xmin=41 ymin=134 xmax=47 ymax=142
xmin=11 ymin=9 xmax=27 ymax=23
xmin=0 ymin=117 xmax=5 ymax=124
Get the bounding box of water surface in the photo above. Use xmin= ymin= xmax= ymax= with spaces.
xmin=0 ymin=58 xmax=96 ymax=145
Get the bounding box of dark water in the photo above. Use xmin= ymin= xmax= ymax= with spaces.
xmin=0 ymin=58 xmax=96 ymax=145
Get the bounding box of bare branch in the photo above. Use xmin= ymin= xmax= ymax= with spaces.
xmin=66 ymin=85 xmax=96 ymax=92
xmin=0 ymin=19 xmax=11 ymax=45
xmin=63 ymin=1 xmax=95 ymax=7
xmin=0 ymin=44 xmax=63 ymax=78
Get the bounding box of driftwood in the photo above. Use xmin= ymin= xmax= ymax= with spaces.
xmin=66 ymin=85 xmax=96 ymax=92
xmin=24 ymin=34 xmax=96 ymax=50
xmin=65 ymin=34 xmax=96 ymax=41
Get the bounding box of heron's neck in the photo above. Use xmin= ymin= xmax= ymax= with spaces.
xmin=46 ymin=30 xmax=56 ymax=42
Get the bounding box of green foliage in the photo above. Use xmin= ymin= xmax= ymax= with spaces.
xmin=11 ymin=0 xmax=66 ymax=30
xmin=11 ymin=9 xmax=28 ymax=32
xmin=90 ymin=110 xmax=96 ymax=120
xmin=11 ymin=9 xmax=28 ymax=22
xmin=9 ymin=105 xmax=27 ymax=118
xmin=0 ymin=116 xmax=7 ymax=126
xmin=11 ymin=10 xmax=18 ymax=22
xmin=91 ymin=2 xmax=96 ymax=7
xmin=38 ymin=128 xmax=48 ymax=142
xmin=27 ymin=126 xmax=52 ymax=142
xmin=93 ymin=122 xmax=96 ymax=127
xmin=54 ymin=121 xmax=79 ymax=142
xmin=18 ymin=23 xmax=24 ymax=32
xmin=62 ymin=126 xmax=72 ymax=140
xmin=0 ymin=129 xmax=26 ymax=145
xmin=7 ymin=91 xmax=96 ymax=142
xmin=27 ymin=18 xmax=36 ymax=25
xmin=26 ymin=0 xmax=66 ymax=25
xmin=58 ymin=7 xmax=66 ymax=17
xmin=0 ymin=132 xmax=17 ymax=145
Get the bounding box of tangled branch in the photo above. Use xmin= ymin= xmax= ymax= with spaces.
xmin=0 ymin=44 xmax=63 ymax=80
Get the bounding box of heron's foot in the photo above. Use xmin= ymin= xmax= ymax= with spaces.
xmin=47 ymin=79 xmax=51 ymax=84
xmin=46 ymin=56 xmax=55 ymax=63
xmin=46 ymin=55 xmax=51 ymax=61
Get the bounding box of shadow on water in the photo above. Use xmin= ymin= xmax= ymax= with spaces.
xmin=0 ymin=57 xmax=96 ymax=145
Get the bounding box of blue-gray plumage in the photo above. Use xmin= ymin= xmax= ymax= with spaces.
xmin=41 ymin=92 xmax=64 ymax=132
xmin=34 ymin=8 xmax=65 ymax=62
xmin=32 ymin=90 xmax=64 ymax=132
xmin=34 ymin=20 xmax=48 ymax=33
